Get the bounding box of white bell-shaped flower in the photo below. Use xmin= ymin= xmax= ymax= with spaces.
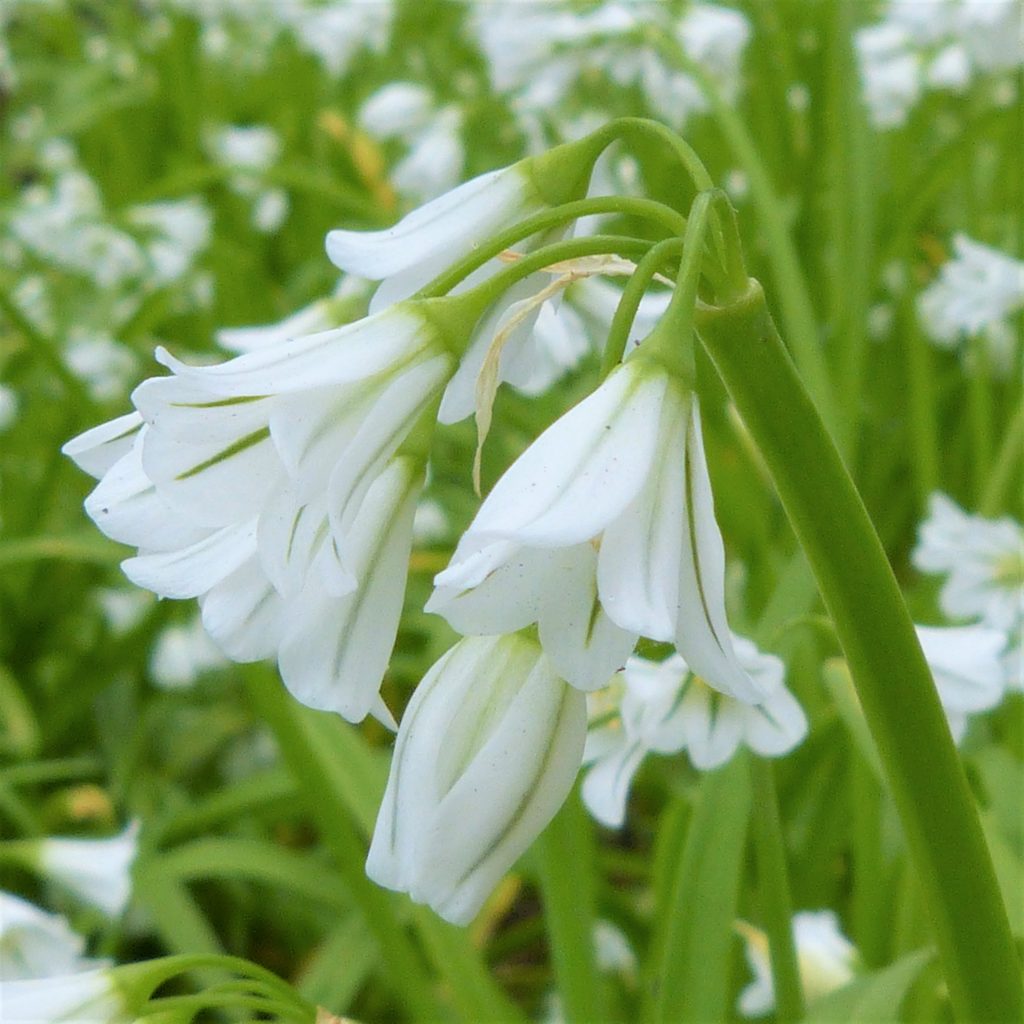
xmin=0 ymin=893 xmax=104 ymax=981
xmin=737 ymin=911 xmax=858 ymax=1017
xmin=0 ymin=968 xmax=128 ymax=1024
xmin=37 ymin=822 xmax=139 ymax=918
xmin=428 ymin=353 xmax=770 ymax=699
xmin=916 ymin=623 xmax=1007 ymax=742
xmin=366 ymin=634 xmax=587 ymax=925
xmin=64 ymin=303 xmax=455 ymax=724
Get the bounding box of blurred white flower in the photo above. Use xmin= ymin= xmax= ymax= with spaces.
xmin=855 ymin=23 xmax=923 ymax=129
xmin=917 ymin=623 xmax=1008 ymax=741
xmin=366 ymin=634 xmax=586 ymax=925
xmin=149 ymin=616 xmax=227 ymax=689
xmin=38 ymin=822 xmax=139 ymax=918
xmin=206 ymin=124 xmax=288 ymax=233
xmin=0 ymin=384 xmax=18 ymax=432
xmin=917 ymin=235 xmax=1024 ymax=349
xmin=582 ymin=640 xmax=806 ymax=826
xmin=737 ymin=910 xmax=858 ymax=1016
xmin=360 ymin=83 xmax=464 ymax=202
xmin=65 ymin=329 xmax=137 ymax=403
xmin=0 ymin=893 xmax=103 ymax=981
xmin=0 ymin=967 xmax=128 ymax=1023
xmin=429 ymin=354 xmax=768 ymax=699
xmin=913 ymin=493 xmax=1023 ymax=633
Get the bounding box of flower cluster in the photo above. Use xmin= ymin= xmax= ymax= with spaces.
xmin=66 ymin=125 xmax=807 ymax=926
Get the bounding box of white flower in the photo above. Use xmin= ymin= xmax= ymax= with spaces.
xmin=207 ymin=123 xmax=280 ymax=172
xmin=917 ymin=623 xmax=1007 ymax=741
xmin=0 ymin=968 xmax=129 ymax=1023
xmin=428 ymin=354 xmax=769 ymax=698
xmin=65 ymin=303 xmax=453 ymax=724
xmin=0 ymin=893 xmax=102 ymax=980
xmin=0 ymin=383 xmax=18 ymax=432
xmin=737 ymin=911 xmax=858 ymax=1017
xmin=325 ymin=145 xmax=603 ymax=424
xmin=917 ymin=235 xmax=1024 ymax=348
xmin=37 ymin=822 xmax=139 ymax=918
xmin=912 ymin=492 xmax=1023 ymax=633
xmin=582 ymin=641 xmax=806 ymax=827
xmin=855 ymin=23 xmax=923 ymax=129
xmin=366 ymin=634 xmax=587 ymax=925
xmin=149 ymin=616 xmax=227 ymax=689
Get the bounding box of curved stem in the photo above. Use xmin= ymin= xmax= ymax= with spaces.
xmin=695 ymin=280 xmax=1023 ymax=1024
xmin=600 ymin=237 xmax=682 ymax=377
xmin=417 ymin=196 xmax=687 ymax=300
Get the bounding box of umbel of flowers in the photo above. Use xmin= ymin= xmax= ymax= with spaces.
xmin=62 ymin=120 xmax=822 ymax=926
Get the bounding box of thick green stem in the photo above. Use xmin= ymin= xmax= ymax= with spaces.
xmin=980 ymin=393 xmax=1024 ymax=516
xmin=695 ymin=280 xmax=1023 ymax=1024
xmin=749 ymin=759 xmax=805 ymax=1024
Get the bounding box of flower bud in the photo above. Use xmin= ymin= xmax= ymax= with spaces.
xmin=366 ymin=634 xmax=586 ymax=924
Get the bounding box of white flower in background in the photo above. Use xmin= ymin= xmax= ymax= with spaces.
xmin=65 ymin=328 xmax=137 ymax=403
xmin=216 ymin=276 xmax=372 ymax=354
xmin=0 ymin=967 xmax=130 ymax=1023
xmin=286 ymin=2 xmax=392 ymax=77
xmin=96 ymin=588 xmax=152 ymax=636
xmin=0 ymin=383 xmax=18 ymax=432
xmin=855 ymin=23 xmax=923 ymax=129
xmin=737 ymin=911 xmax=858 ymax=1017
xmin=0 ymin=893 xmax=103 ymax=980
xmin=428 ymin=352 xmax=769 ymax=698
xmin=127 ymin=197 xmax=212 ymax=284
xmin=917 ymin=623 xmax=1007 ymax=741
xmin=674 ymin=2 xmax=751 ymax=107
xmin=149 ymin=616 xmax=227 ymax=689
xmin=38 ymin=822 xmax=139 ymax=917
xmin=917 ymin=235 xmax=1024 ymax=349
xmin=913 ymin=493 xmax=1023 ymax=634
xmin=367 ymin=634 xmax=587 ymax=925
xmin=582 ymin=641 xmax=806 ymax=827
xmin=360 ymin=83 xmax=464 ymax=202
xmin=593 ymin=919 xmax=637 ymax=978
xmin=64 ymin=302 xmax=454 ymax=724
xmin=206 ymin=124 xmax=288 ymax=233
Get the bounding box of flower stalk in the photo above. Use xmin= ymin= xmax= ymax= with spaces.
xmin=694 ymin=279 xmax=1023 ymax=1024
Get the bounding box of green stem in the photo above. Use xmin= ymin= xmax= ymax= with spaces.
xmin=980 ymin=393 xmax=1024 ymax=516
xmin=535 ymin=790 xmax=601 ymax=1024
xmin=651 ymin=36 xmax=838 ymax=442
xmin=694 ymin=280 xmax=1023 ymax=1024
xmin=749 ymin=759 xmax=805 ymax=1024
xmin=600 ymin=237 xmax=683 ymax=377
xmin=967 ymin=334 xmax=994 ymax=497
xmin=902 ymin=308 xmax=941 ymax=509
xmin=418 ymin=196 xmax=687 ymax=300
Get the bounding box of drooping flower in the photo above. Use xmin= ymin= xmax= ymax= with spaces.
xmin=912 ymin=492 xmax=1023 ymax=634
xmin=581 ymin=639 xmax=806 ymax=827
xmin=737 ymin=911 xmax=858 ymax=1017
xmin=428 ymin=351 xmax=770 ymax=699
xmin=366 ymin=634 xmax=587 ymax=925
xmin=916 ymin=623 xmax=1007 ymax=741
xmin=0 ymin=893 xmax=104 ymax=981
xmin=36 ymin=822 xmax=139 ymax=918
xmin=64 ymin=301 xmax=458 ymax=724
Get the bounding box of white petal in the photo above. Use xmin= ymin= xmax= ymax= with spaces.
xmin=427 ymin=541 xmax=552 ymax=636
xmin=199 ymin=556 xmax=285 ymax=661
xmin=122 ymin=520 xmax=257 ymax=599
xmin=154 ymin=305 xmax=432 ymax=397
xmin=681 ymin=684 xmax=745 ymax=770
xmin=62 ymin=411 xmax=143 ymax=479
xmin=743 ymin=687 xmax=808 ymax=758
xmin=84 ymin=435 xmax=209 ymax=551
xmin=538 ymin=543 xmax=638 ymax=691
xmin=326 ymin=164 xmax=534 ymax=299
xmin=257 ymin=486 xmax=334 ymax=598
xmin=598 ymin=386 xmax=689 ymax=641
xmin=468 ymin=363 xmax=664 ymax=547
xmin=581 ymin=738 xmax=647 ymax=828
xmin=132 ymin=375 xmax=275 ymax=442
xmin=277 ymin=460 xmax=420 ymax=722
xmin=141 ymin=418 xmax=283 ymax=528
xmin=675 ymin=405 xmax=767 ymax=702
